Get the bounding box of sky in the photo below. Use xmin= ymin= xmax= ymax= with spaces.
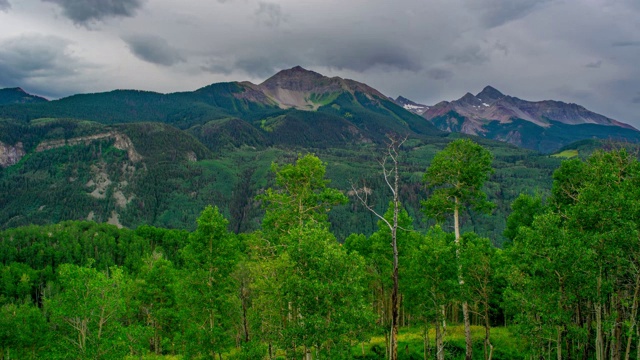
xmin=0 ymin=0 xmax=639 ymax=126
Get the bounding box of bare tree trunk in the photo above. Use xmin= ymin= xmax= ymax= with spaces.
xmin=484 ymin=302 xmax=493 ymax=360
xmin=557 ymin=326 xmax=563 ymax=360
xmin=624 ymin=270 xmax=640 ymax=360
xmin=435 ymin=316 xmax=444 ymax=360
xmin=454 ymin=199 xmax=473 ymax=360
xmin=596 ymin=273 xmax=604 ymax=360
xmin=351 ymin=136 xmax=406 ymax=360
xmin=614 ymin=292 xmax=623 ymax=360
xmin=424 ymin=321 xmax=430 ymax=360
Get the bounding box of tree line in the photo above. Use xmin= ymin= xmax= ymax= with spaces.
xmin=1 ymin=139 xmax=639 ymax=359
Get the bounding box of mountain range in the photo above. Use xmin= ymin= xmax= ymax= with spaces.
xmin=409 ymin=85 xmax=638 ymax=152
xmin=0 ymin=66 xmax=638 ymax=240
xmin=2 ymin=67 xmax=638 ymax=154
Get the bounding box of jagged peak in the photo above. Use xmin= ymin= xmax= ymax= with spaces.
xmin=458 ymin=92 xmax=482 ymax=106
xmin=260 ymin=66 xmax=326 ymax=88
xmin=476 ymin=85 xmax=504 ymax=102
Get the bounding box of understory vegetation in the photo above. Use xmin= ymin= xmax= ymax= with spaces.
xmin=2 ymin=140 xmax=639 ymax=360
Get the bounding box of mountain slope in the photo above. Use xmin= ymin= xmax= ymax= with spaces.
xmin=0 ymin=88 xmax=48 ymax=105
xmin=0 ymin=113 xmax=563 ymax=245
xmin=0 ymin=67 xmax=442 ymax=149
xmin=423 ymin=86 xmax=639 ymax=152
xmin=393 ymin=96 xmax=429 ymax=115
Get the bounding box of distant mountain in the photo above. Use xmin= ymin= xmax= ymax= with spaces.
xmin=256 ymin=66 xmax=390 ymax=110
xmin=393 ymin=96 xmax=429 ymax=115
xmin=0 ymin=66 xmax=442 ymax=150
xmin=423 ymin=86 xmax=640 ymax=152
xmin=0 ymin=87 xmax=48 ymax=105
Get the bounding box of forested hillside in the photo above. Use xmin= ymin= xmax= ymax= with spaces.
xmin=0 ymin=115 xmax=560 ymax=244
xmin=2 ymin=144 xmax=639 ymax=359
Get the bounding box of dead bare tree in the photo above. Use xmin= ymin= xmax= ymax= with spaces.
xmin=350 ymin=134 xmax=407 ymax=360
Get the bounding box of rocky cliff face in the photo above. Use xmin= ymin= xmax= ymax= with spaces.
xmin=0 ymin=141 xmax=25 ymax=167
xmin=35 ymin=132 xmax=142 ymax=162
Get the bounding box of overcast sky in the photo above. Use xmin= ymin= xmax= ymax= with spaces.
xmin=1 ymin=0 xmax=639 ymax=126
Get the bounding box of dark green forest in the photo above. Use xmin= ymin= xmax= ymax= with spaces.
xmin=2 ymin=139 xmax=640 ymax=360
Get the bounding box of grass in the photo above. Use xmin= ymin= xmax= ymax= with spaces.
xmin=120 ymin=325 xmax=525 ymax=359
xmin=352 ymin=325 xmax=526 ymax=359
xmin=551 ymin=149 xmax=579 ymax=158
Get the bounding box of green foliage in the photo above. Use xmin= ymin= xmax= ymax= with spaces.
xmin=46 ymin=263 xmax=128 ymax=359
xmin=260 ymin=154 xmax=347 ymax=240
xmin=503 ymin=193 xmax=544 ymax=242
xmin=0 ymin=300 xmax=50 ymax=359
xmin=423 ymin=138 xmax=495 ymax=222
xmin=404 ymin=226 xmax=458 ymax=321
xmin=177 ymin=206 xmax=240 ymax=356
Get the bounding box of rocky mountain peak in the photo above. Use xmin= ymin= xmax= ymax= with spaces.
xmin=394 ymin=96 xmax=430 ymax=114
xmin=260 ymin=66 xmax=327 ymax=91
xmin=458 ymin=92 xmax=482 ymax=106
xmin=476 ymin=86 xmax=505 ymax=103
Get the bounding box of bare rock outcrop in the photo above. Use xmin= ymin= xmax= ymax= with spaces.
xmin=0 ymin=141 xmax=25 ymax=167
xmin=35 ymin=132 xmax=142 ymax=162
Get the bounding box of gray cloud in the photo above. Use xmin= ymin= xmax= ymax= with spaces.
xmin=201 ymin=61 xmax=234 ymax=76
xmin=2 ymin=0 xmax=640 ymax=127
xmin=234 ymin=57 xmax=287 ymax=78
xmin=0 ymin=34 xmax=92 ymax=98
xmin=312 ymin=40 xmax=422 ymax=73
xmin=217 ymin=36 xmax=423 ymax=78
xmin=585 ymin=60 xmax=602 ymax=68
xmin=255 ymin=2 xmax=285 ymax=28
xmin=633 ymin=93 xmax=640 ymax=104
xmin=0 ymin=0 xmax=10 ymax=12
xmin=427 ymin=68 xmax=454 ymax=81
xmin=552 ymin=86 xmax=593 ymax=101
xmin=445 ymin=46 xmax=490 ymax=65
xmin=42 ymin=0 xmax=144 ymax=25
xmin=0 ymin=34 xmax=80 ymax=84
xmin=466 ymin=0 xmax=552 ymax=28
xmin=612 ymin=41 xmax=640 ymax=47
xmin=123 ymin=35 xmax=184 ymax=66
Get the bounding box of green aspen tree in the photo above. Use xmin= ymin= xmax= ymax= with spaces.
xmin=423 ymin=138 xmax=494 ymax=360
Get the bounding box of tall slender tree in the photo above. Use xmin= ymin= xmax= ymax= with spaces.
xmin=423 ymin=138 xmax=494 ymax=360
xmin=351 ymin=136 xmax=406 ymax=360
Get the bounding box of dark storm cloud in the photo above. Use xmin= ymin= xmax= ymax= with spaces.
xmin=0 ymin=34 xmax=81 ymax=87
xmin=465 ymin=0 xmax=552 ymax=28
xmin=427 ymin=68 xmax=454 ymax=81
xmin=312 ymin=41 xmax=422 ymax=73
xmin=218 ymin=36 xmax=422 ymax=79
xmin=123 ymin=35 xmax=184 ymax=66
xmin=0 ymin=0 xmax=10 ymax=12
xmin=255 ymin=2 xmax=285 ymax=28
xmin=42 ymin=0 xmax=144 ymax=25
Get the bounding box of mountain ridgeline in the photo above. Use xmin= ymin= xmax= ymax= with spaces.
xmin=416 ymin=85 xmax=639 ymax=152
xmin=0 ymin=66 xmax=636 ymax=240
